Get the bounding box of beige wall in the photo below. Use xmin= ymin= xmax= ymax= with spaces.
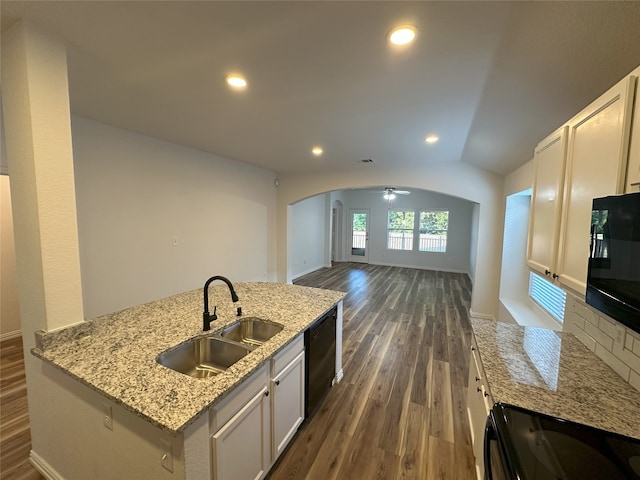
xmin=72 ymin=117 xmax=278 ymax=319
xmin=0 ymin=175 xmax=21 ymax=337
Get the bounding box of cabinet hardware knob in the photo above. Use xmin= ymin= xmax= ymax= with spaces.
xmin=552 ymin=273 xmax=559 ymax=279
xmin=544 ymin=269 xmax=551 ymax=275
xmin=475 ymin=376 xmax=480 ymax=382
xmin=275 ymin=380 xmax=280 ymax=386
xmin=264 ymin=391 xmax=269 ymax=397
xmin=471 ymin=346 xmax=475 ymax=351
xmin=477 ymin=387 xmax=482 ymax=393
xmin=484 ymin=392 xmax=489 ymax=398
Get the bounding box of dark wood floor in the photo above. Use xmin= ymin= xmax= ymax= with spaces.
xmin=0 ymin=336 xmax=43 ymax=480
xmin=269 ymin=262 xmax=476 ymax=480
xmin=0 ymin=262 xmax=476 ymax=480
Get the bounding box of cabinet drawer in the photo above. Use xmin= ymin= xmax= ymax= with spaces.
xmin=271 ymin=334 xmax=304 ymax=377
xmin=210 ymin=364 xmax=268 ymax=432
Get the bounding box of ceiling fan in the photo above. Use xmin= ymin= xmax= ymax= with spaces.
xmin=381 ymin=187 xmax=410 ymax=202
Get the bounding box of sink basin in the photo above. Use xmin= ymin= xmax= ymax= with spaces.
xmin=157 ymin=336 xmax=251 ymax=379
xmin=218 ymin=318 xmax=284 ymax=347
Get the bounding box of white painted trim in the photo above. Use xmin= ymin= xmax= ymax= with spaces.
xmin=31 ymin=450 xmax=65 ymax=480
xmin=0 ymin=329 xmax=21 ymax=342
xmin=333 ymin=368 xmax=344 ymax=385
xmin=291 ymin=265 xmax=327 ymax=281
xmin=370 ymin=261 xmax=470 ymax=276
xmin=469 ymin=309 xmax=495 ymax=321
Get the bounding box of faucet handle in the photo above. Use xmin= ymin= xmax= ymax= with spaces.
xmin=212 ymin=306 xmax=218 ymax=321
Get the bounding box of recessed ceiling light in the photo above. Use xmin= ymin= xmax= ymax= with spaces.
xmin=226 ymin=75 xmax=247 ymax=89
xmin=312 ymin=147 xmax=323 ymax=156
xmin=425 ymin=135 xmax=439 ymax=144
xmin=389 ymin=25 xmax=417 ymax=46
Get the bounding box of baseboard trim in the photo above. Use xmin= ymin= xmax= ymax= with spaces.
xmin=369 ymin=261 xmax=469 ymax=275
xmin=333 ymin=368 xmax=344 ymax=385
xmin=31 ymin=450 xmax=64 ymax=480
xmin=0 ymin=329 xmax=21 ymax=342
xmin=469 ymin=309 xmax=495 ymax=321
xmin=292 ymin=265 xmax=327 ymax=281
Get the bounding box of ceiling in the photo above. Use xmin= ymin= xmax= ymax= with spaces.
xmin=2 ymin=1 xmax=640 ymax=176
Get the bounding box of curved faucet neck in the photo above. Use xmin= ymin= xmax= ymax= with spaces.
xmin=203 ymin=275 xmax=239 ymax=313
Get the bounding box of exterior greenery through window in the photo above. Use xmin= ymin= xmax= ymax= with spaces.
xmin=419 ymin=210 xmax=449 ymax=252
xmin=387 ymin=210 xmax=414 ymax=250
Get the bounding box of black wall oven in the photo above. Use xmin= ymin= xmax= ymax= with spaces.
xmin=484 ymin=403 xmax=640 ymax=480
xmin=587 ymin=192 xmax=640 ymax=334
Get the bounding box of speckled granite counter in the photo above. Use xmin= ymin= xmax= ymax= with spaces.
xmin=32 ymin=282 xmax=345 ymax=433
xmin=471 ymin=318 xmax=640 ymax=439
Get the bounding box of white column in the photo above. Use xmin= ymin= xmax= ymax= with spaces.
xmin=1 ymin=19 xmax=84 ymax=464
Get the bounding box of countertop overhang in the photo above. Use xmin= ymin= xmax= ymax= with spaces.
xmin=32 ymin=282 xmax=346 ymax=433
xmin=471 ymin=318 xmax=640 ymax=439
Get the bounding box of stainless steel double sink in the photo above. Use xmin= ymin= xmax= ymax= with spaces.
xmin=156 ymin=318 xmax=284 ymax=379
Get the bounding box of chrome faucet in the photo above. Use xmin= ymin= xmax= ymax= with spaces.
xmin=203 ymin=275 xmax=239 ymax=331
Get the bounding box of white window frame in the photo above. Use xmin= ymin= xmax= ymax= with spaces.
xmin=387 ymin=209 xmax=415 ymax=251
xmin=418 ymin=209 xmax=449 ymax=253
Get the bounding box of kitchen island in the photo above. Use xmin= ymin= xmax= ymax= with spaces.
xmin=30 ymin=282 xmax=345 ymax=480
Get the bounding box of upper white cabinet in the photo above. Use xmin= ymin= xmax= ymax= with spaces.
xmin=626 ymin=66 xmax=640 ymax=193
xmin=527 ymin=126 xmax=569 ymax=278
xmin=528 ymin=72 xmax=637 ymax=295
xmin=556 ymin=74 xmax=636 ymax=294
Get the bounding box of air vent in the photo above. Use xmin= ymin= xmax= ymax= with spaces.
xmin=359 ymin=159 xmax=374 ymax=163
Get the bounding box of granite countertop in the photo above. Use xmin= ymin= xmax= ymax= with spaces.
xmin=471 ymin=318 xmax=640 ymax=439
xmin=32 ymin=282 xmax=345 ymax=434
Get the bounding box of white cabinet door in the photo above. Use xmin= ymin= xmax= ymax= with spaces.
xmin=212 ymin=387 xmax=271 ymax=480
xmin=557 ymin=75 xmax=636 ymax=294
xmin=466 ymin=341 xmax=492 ymax=480
xmin=271 ymin=350 xmax=305 ymax=461
xmin=626 ymin=67 xmax=640 ymax=193
xmin=527 ymin=126 xmax=568 ymax=278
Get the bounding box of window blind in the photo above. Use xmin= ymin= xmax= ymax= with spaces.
xmin=529 ymin=272 xmax=566 ymax=323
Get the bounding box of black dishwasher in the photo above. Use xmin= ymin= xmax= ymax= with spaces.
xmin=304 ymin=307 xmax=336 ymax=418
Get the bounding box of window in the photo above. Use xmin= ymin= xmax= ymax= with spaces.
xmin=419 ymin=210 xmax=448 ymax=252
xmin=387 ymin=210 xmax=414 ymax=250
xmin=529 ymin=272 xmax=566 ymax=323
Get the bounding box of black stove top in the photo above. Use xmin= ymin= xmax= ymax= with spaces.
xmin=491 ymin=403 xmax=640 ymax=480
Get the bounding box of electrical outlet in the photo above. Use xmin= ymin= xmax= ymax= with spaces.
xmin=103 ymin=403 xmax=113 ymax=431
xmin=160 ymin=441 xmax=173 ymax=472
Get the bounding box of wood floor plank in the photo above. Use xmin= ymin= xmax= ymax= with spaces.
xmin=282 ymin=263 xmax=476 ymax=480
xmin=0 ymin=336 xmax=45 ymax=480
xmin=428 ymin=360 xmax=455 ymax=444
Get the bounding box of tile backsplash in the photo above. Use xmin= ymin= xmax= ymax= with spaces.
xmin=564 ymin=294 xmax=640 ymax=393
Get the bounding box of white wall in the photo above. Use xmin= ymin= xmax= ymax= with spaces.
xmin=503 ymin=158 xmax=533 ymax=197
xmin=1 ymin=175 xmax=21 ymax=338
xmin=72 ymin=117 xmax=278 ymax=319
xmin=276 ymin=163 xmax=504 ymax=319
xmin=290 ymin=193 xmax=329 ymax=278
xmin=338 ymin=188 xmax=475 ymax=274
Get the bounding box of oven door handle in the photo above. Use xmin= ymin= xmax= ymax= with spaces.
xmin=484 ymin=415 xmax=497 ymax=479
